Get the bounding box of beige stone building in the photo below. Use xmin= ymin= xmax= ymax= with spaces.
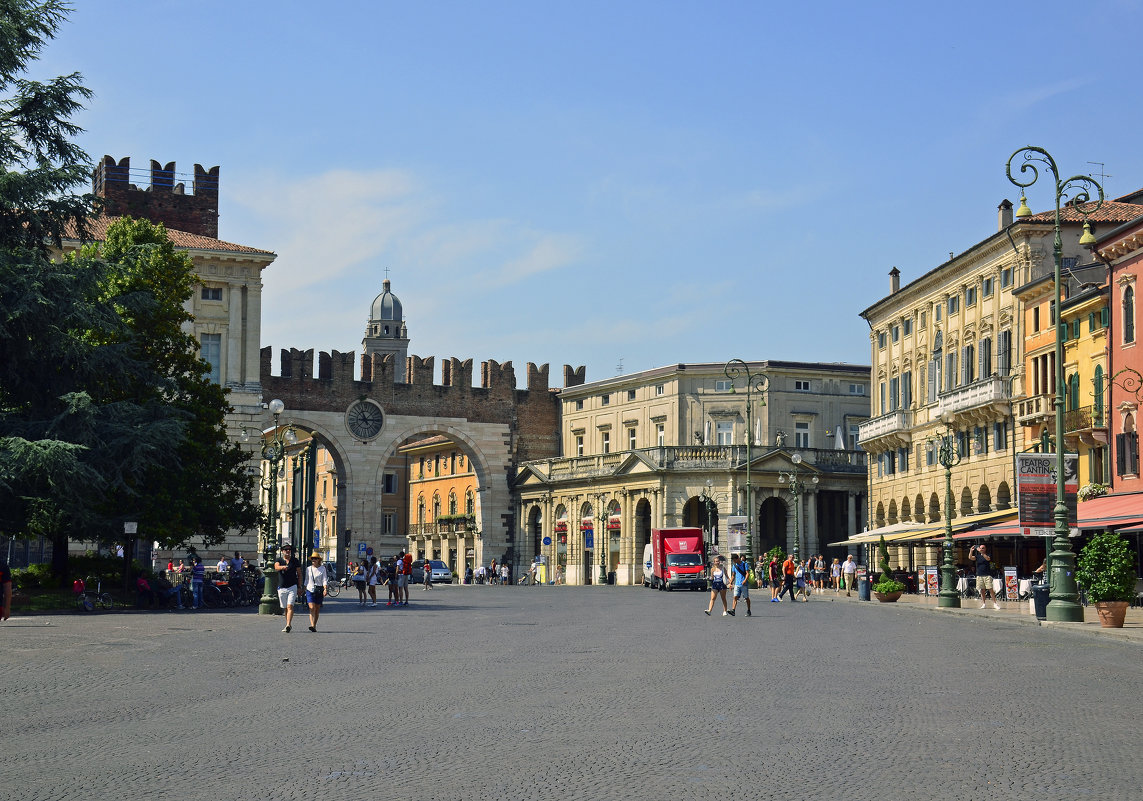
xmin=514 ymin=361 xmax=870 ymax=585
xmin=857 ymin=197 xmax=1143 ymax=569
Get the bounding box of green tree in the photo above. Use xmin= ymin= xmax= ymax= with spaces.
xmin=0 ymin=3 xmax=184 ymax=581
xmin=88 ymin=217 xmax=260 ymax=557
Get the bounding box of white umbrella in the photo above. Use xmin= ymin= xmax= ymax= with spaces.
xmin=835 ymin=425 xmax=846 ymax=450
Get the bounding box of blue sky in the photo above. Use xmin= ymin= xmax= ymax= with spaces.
xmin=37 ymin=0 xmax=1143 ymax=385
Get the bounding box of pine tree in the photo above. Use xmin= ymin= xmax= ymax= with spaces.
xmin=0 ymin=3 xmax=185 ymax=580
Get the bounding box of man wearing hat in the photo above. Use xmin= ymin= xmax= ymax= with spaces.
xmin=273 ymin=544 xmax=303 ymax=632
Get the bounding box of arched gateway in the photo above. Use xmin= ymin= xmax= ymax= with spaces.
xmin=260 ymin=344 xmax=582 ymax=577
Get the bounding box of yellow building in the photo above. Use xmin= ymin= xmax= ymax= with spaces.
xmin=403 ymin=436 xmax=480 ymax=573
xmin=1060 ymin=272 xmax=1110 ymax=485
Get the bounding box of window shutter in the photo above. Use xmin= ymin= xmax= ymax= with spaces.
xmin=1117 ymin=433 xmax=1128 ymax=475
xmin=1131 ymin=432 xmax=1140 ymax=474
xmin=928 ymin=360 xmax=937 ymax=402
xmin=1101 ymin=306 xmax=1110 ymax=327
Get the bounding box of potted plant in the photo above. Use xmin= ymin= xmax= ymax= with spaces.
xmin=872 ymin=535 xmax=905 ymax=602
xmin=1075 ymin=531 xmax=1136 ymax=628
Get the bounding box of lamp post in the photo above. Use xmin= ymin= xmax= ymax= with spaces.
xmin=258 ymin=399 xmax=295 ymax=615
xmin=778 ymin=453 xmax=818 ymax=562
xmin=934 ymin=410 xmax=962 ymax=608
xmin=724 ymin=358 xmax=769 ymax=563
xmin=1007 ymin=146 xmax=1103 ymax=623
xmin=699 ymin=478 xmax=728 ymax=559
xmin=597 ymin=492 xmax=609 ymax=585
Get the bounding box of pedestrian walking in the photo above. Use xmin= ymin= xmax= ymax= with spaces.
xmin=831 ymin=558 xmax=841 ymax=592
xmin=795 ymin=561 xmax=810 ymax=601
xmin=814 ymin=554 xmax=826 ymax=591
xmin=769 ymin=556 xmax=782 ymax=602
xmin=304 ymin=551 xmax=328 ymax=632
xmin=500 ymin=563 xmax=509 ymax=586
xmin=274 ymin=544 xmax=303 ymax=631
xmin=842 ymin=554 xmax=857 ymax=596
xmin=705 ymin=556 xmax=730 ymax=615
xmin=729 ymin=553 xmax=751 ymax=617
xmin=422 ymin=560 xmax=433 ymax=591
xmin=778 ymin=554 xmax=798 ymax=602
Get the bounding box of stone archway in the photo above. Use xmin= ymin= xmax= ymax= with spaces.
xmin=758 ymin=496 xmax=788 ymax=557
xmin=261 ymin=347 xmax=570 ymax=575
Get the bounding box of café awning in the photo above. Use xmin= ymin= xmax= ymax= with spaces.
xmin=828 ymin=521 xmax=926 ymax=548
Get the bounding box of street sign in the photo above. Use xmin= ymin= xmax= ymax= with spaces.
xmin=542 ymin=536 xmax=551 ymax=545
xmin=1017 ymin=453 xmax=1079 ymax=531
xmin=357 ymin=543 xmax=367 ymax=555
xmin=313 ymin=529 xmax=320 ymax=549
xmin=366 ymin=547 xmax=374 ymax=556
xmin=585 ymin=533 xmax=594 ymax=549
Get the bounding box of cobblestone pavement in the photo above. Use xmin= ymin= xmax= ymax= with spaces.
xmin=3 ymin=585 xmax=1142 ymax=801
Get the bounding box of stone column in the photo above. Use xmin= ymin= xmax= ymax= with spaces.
xmin=848 ymin=492 xmax=858 ymax=537
xmin=226 ymin=285 xmax=242 ymax=387
xmin=806 ymin=490 xmax=818 ymax=555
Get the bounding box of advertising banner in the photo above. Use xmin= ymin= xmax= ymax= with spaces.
xmin=925 ymin=566 xmax=939 ymax=596
xmin=917 ymin=570 xmax=928 ymax=596
xmin=1004 ymin=566 xmax=1019 ymax=600
xmin=1017 ymin=453 xmax=1079 ymax=536
xmin=726 ymin=516 xmax=748 ymax=553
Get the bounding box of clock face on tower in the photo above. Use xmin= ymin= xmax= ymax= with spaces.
xmin=345 ymin=399 xmax=384 ymax=441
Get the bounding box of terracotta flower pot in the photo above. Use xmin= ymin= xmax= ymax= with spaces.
xmin=873 ymin=590 xmax=902 ymax=603
xmin=1094 ymin=600 xmax=1129 ymax=628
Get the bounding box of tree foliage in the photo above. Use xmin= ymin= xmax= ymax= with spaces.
xmin=0 ymin=3 xmax=258 ymax=580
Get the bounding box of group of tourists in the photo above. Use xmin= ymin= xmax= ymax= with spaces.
xmin=705 ymin=552 xmax=862 ymax=617
xmin=346 ymin=553 xmax=414 ymax=608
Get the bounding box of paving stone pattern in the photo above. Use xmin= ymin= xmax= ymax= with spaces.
xmin=2 ymin=587 xmax=1141 ymax=801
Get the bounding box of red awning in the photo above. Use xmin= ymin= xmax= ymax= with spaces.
xmin=1076 ymin=492 xmax=1143 ymax=529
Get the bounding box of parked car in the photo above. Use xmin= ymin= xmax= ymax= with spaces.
xmin=411 ymin=559 xmax=453 ymax=584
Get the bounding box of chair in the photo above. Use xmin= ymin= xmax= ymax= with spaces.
xmin=1134 ymin=579 xmax=1143 ymax=608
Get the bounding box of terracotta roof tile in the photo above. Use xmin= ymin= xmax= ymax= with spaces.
xmin=1023 ymin=199 xmax=1143 ymax=224
xmin=63 ymin=215 xmax=275 ymax=256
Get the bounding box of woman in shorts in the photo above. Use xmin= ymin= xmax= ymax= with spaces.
xmin=304 ymin=551 xmax=328 ymax=632
xmin=704 ymin=557 xmax=729 ymax=616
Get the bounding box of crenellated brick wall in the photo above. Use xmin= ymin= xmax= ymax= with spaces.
xmin=261 ymin=346 xmax=582 ymax=463
xmin=93 ymin=155 xmax=220 ymax=238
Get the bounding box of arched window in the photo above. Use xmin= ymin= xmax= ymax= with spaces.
xmin=448 ymin=491 xmax=457 ymax=516
xmin=1125 ymin=286 xmax=1135 ymax=344
xmin=465 ymin=490 xmax=474 ymax=515
xmin=1094 ymin=365 xmax=1105 ymax=426
xmin=1067 ymin=373 xmax=1080 ymax=412
xmin=432 ymin=493 xmax=441 ymax=521
xmin=417 ymin=495 xmax=425 ymax=524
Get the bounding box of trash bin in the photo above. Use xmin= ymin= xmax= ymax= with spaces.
xmin=607 ymin=571 xmax=616 ymax=585
xmin=858 ymin=575 xmax=871 ymax=601
xmin=1032 ymin=582 xmax=1049 ymax=620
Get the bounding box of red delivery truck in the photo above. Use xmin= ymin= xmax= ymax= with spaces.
xmin=649 ymin=528 xmax=707 ymax=591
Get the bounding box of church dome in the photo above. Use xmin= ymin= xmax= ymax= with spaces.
xmin=370 ymin=279 xmax=403 ymax=323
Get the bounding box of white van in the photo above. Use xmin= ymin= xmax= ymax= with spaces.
xmin=642 ymin=543 xmax=653 ymax=587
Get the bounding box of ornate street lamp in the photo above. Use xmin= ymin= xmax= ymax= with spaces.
xmin=933 ymin=410 xmax=961 ymax=608
xmin=257 ymin=398 xmax=297 ymax=615
xmin=724 ymin=359 xmax=769 ymax=563
xmin=778 ymin=452 xmax=818 ymax=561
xmin=1007 ymin=146 xmax=1103 ymax=623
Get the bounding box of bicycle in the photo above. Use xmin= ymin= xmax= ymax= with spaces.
xmin=324 ymin=579 xmax=341 ymax=598
xmin=75 ymin=576 xmax=114 ymax=612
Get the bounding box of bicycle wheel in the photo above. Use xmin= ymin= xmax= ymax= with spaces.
xmin=98 ymin=593 xmax=114 ymax=610
xmin=325 ymin=582 xmax=341 ymax=598
xmin=179 ymin=586 xmax=193 ymax=607
xmin=218 ymin=586 xmax=235 ymax=607
xmin=77 ymin=595 xmax=95 ymax=613
xmin=202 ymin=585 xmax=221 ymax=608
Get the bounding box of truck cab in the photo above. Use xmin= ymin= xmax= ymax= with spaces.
xmin=650 ymin=528 xmax=707 ymax=591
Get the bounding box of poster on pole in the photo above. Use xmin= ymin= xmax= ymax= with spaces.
xmin=1016 ymin=453 xmax=1078 ymax=536
xmin=925 ymin=566 xmax=939 ymax=596
xmin=1004 ymin=566 xmax=1019 ymax=600
xmin=726 ymin=516 xmax=748 ymax=553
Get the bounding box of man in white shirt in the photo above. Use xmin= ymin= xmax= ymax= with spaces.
xmin=843 ymin=554 xmax=857 ymax=596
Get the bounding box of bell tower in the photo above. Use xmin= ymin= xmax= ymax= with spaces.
xmin=362 ymin=278 xmax=410 ymax=382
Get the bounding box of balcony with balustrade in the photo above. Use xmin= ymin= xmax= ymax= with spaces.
xmin=857 ymin=409 xmax=912 ymax=450
xmin=1016 ymin=393 xmax=1052 ymax=426
xmin=1064 ymin=404 xmax=1108 ymax=447
xmin=936 ymin=375 xmax=1011 ymax=422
